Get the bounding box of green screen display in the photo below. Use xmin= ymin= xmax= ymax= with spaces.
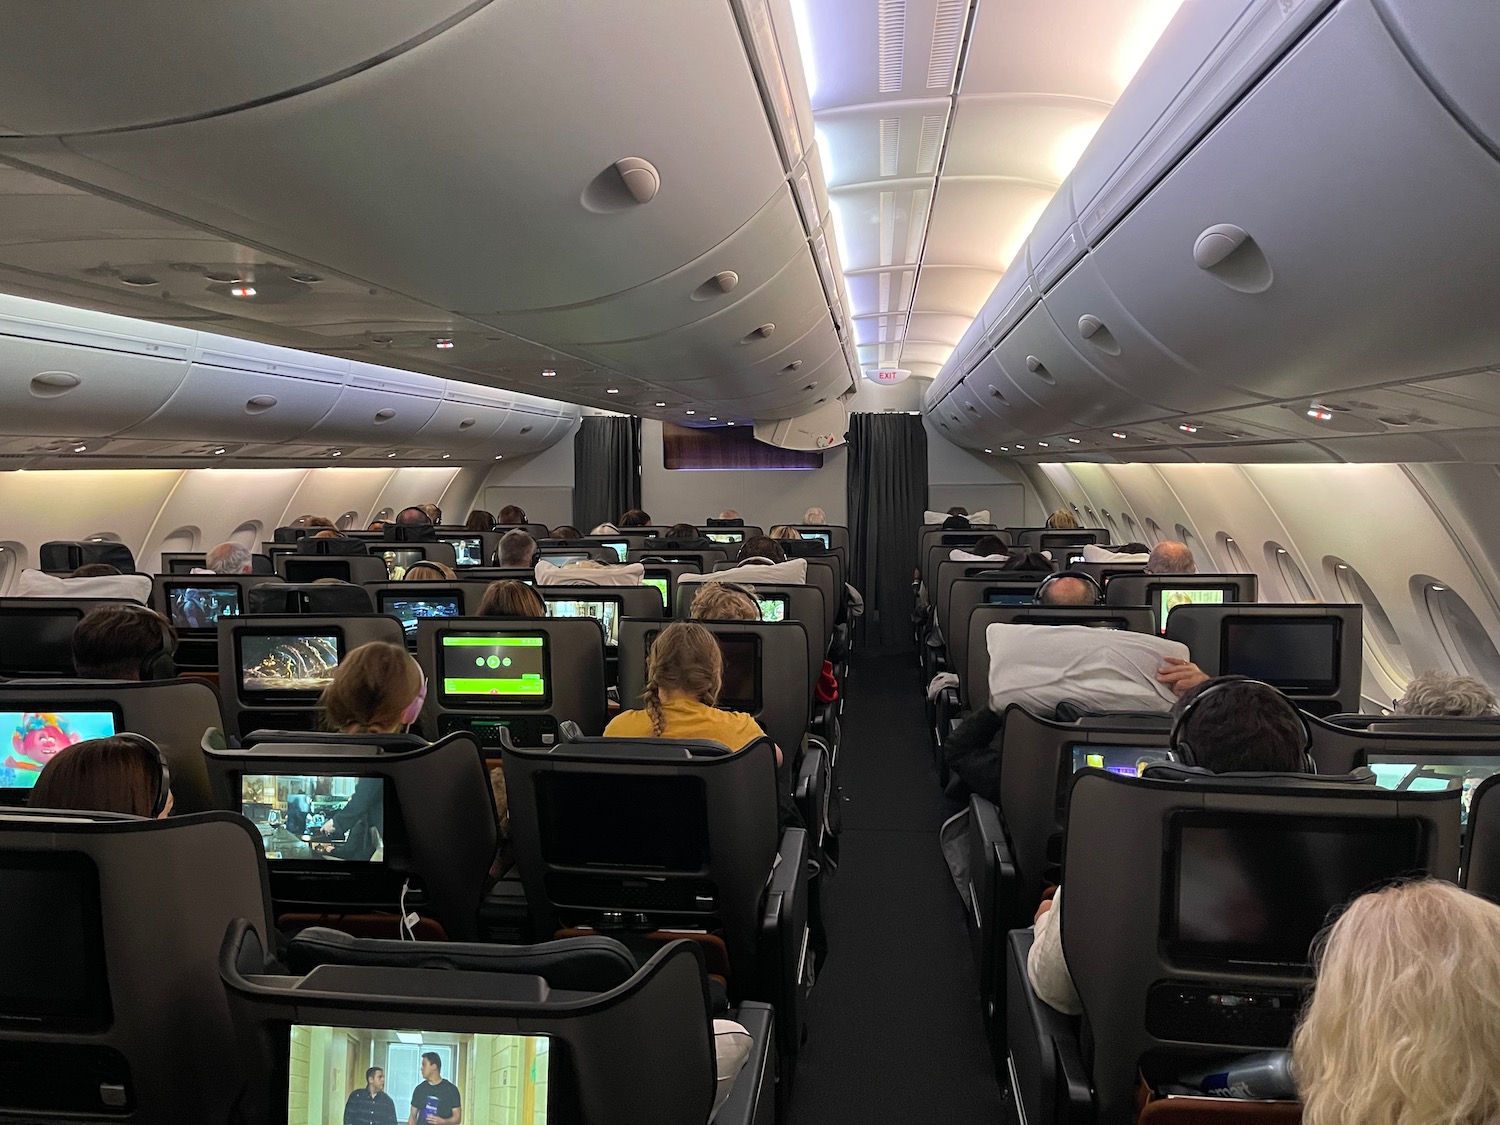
xmin=440 ymin=634 xmax=547 ymax=698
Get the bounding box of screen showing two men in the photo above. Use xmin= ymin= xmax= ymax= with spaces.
xmin=1 ymin=710 xmax=117 ymax=790
xmin=166 ymin=584 xmax=242 ymax=629
xmin=239 ymin=634 xmax=342 ymax=694
xmin=439 ymin=634 xmax=547 ymax=701
xmin=287 ymin=1025 xmax=549 ymax=1125
xmin=1167 ymin=813 xmax=1424 ymax=965
xmin=545 ymin=599 xmax=620 ymax=646
xmin=1368 ymin=755 xmax=1500 ymax=827
xmin=1155 ymin=587 xmax=1230 ymax=633
xmin=449 ymin=537 xmax=486 ymax=567
xmin=379 ymin=595 xmax=462 ymax=643
xmin=240 ymin=774 xmax=385 ymax=863
xmin=1222 ymin=618 xmax=1340 ymax=693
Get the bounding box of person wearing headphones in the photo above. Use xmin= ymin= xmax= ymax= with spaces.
xmin=30 ymin=734 xmax=173 ymax=818
xmin=1034 ymin=571 xmax=1102 ymax=607
xmin=1027 ymin=677 xmax=1315 ymax=1015
xmin=71 ymin=605 xmax=178 ymax=681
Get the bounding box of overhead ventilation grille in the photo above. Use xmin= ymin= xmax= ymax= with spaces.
xmin=915 ymin=115 xmax=944 ymax=175
xmin=927 ymin=0 xmax=967 ymax=89
xmin=879 ymin=118 xmax=901 ymax=177
xmin=878 ymin=0 xmax=907 ymax=93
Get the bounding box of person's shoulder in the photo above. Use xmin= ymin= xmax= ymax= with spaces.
xmin=724 ymin=708 xmax=766 ymax=741
xmin=604 ymin=708 xmax=649 ymax=736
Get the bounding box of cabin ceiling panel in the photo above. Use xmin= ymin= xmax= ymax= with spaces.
xmin=911 ymin=267 xmax=1003 ymax=319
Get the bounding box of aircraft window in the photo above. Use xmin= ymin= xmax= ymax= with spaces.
xmin=335 ymin=510 xmax=359 ymax=530
xmin=1219 ymin=533 xmax=1252 ymax=576
xmin=158 ymin=526 xmax=197 ymax=556
xmin=1144 ymin=518 xmax=1164 ymax=545
xmin=1327 ymin=557 xmax=1410 ymax=680
xmin=1122 ymin=513 xmax=1139 ymax=539
xmin=373 ymin=507 xmax=395 ymax=522
xmin=85 ymin=531 xmax=121 ymax=543
xmin=1266 ymin=542 xmax=1318 ymax=602
xmin=1419 ymin=579 xmax=1500 ymax=689
xmin=231 ymin=521 xmax=262 ymax=549
xmin=1099 ymin=509 xmax=1119 ymax=538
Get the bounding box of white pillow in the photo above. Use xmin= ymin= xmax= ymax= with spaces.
xmin=678 ymin=558 xmax=807 ymax=587
xmin=950 ymin=548 xmax=1008 ymax=563
xmin=14 ymin=569 xmax=151 ymax=603
xmin=985 ymin=622 xmax=1187 ymax=715
xmin=710 ymin=1019 xmax=754 ymax=1121
xmin=533 ymin=560 xmax=644 ymax=586
xmin=925 ymin=509 xmax=990 ymax=525
xmin=1081 ymin=543 xmax=1148 ymax=564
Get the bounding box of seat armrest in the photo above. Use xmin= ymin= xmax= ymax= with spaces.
xmin=794 ymin=744 xmax=826 ymax=850
xmin=716 ymin=1002 xmax=776 ymax=1125
xmin=761 ymin=828 xmax=810 ymax=1061
xmin=1006 ymin=929 xmax=1092 ymax=1125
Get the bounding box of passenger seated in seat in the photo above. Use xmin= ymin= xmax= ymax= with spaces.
xmin=690 ymin=581 xmax=761 ymax=621
xmin=476 ymin=580 xmax=546 ymax=618
xmin=665 ymin=522 xmax=700 ymax=539
xmin=1045 ymin=509 xmax=1079 ymax=529
xmin=402 ymin=560 xmax=457 ymax=581
xmin=1293 ymin=880 xmax=1500 ymax=1125
xmin=769 ymin=525 xmax=802 ymax=540
xmin=1001 ymin=551 xmax=1053 ymax=572
xmin=1036 ymin=575 xmax=1097 ymax=606
xmin=464 ymin=509 xmax=495 ymax=532
xmin=72 ymin=605 xmax=177 ymax=680
xmin=205 ymin=541 xmax=252 ymax=575
xmin=619 ymin=508 xmax=651 ymax=527
xmin=549 ymin=525 xmax=582 ymax=540
xmin=803 ymin=507 xmax=827 ymax=524
xmin=497 ymin=529 xmax=537 ymax=568
xmin=605 ymin=621 xmax=782 ymax=766
xmin=1145 ymin=540 xmax=1195 ymax=574
xmin=1028 ymin=678 xmax=1310 ymax=1014
xmin=30 ymin=734 xmax=174 ymax=818
xmin=69 ymin=563 xmax=121 ymax=577
xmin=737 ymin=536 xmax=787 ymax=565
xmin=1395 ymin=670 xmax=1500 ymax=718
xmin=497 ymin=505 xmax=528 ymax=526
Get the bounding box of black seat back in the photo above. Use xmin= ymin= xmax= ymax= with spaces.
xmin=0 ymin=597 xmax=146 ymax=678
xmin=247 ymin=582 xmax=374 ymax=615
xmin=275 ymin=553 xmax=389 ymax=585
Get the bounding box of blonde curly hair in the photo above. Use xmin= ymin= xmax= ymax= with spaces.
xmin=1293 ymin=879 xmax=1500 ymax=1125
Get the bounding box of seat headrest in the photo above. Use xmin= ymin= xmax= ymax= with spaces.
xmin=534 ymin=560 xmax=645 ymax=586
xmin=1139 ymin=762 xmax=1377 ymax=787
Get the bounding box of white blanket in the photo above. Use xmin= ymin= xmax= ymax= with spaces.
xmin=950 ymin=548 xmax=1008 ymax=563
xmin=533 ymin=560 xmax=644 ymax=586
xmin=14 ymin=569 xmax=151 ymax=603
xmin=926 ymin=509 xmax=990 ymax=525
xmin=677 ymin=558 xmax=807 ymax=586
xmin=1081 ymin=543 xmax=1148 ymax=564
xmin=986 ymin=622 xmax=1187 ymax=714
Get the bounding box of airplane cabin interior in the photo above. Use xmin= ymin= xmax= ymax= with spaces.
xmin=0 ymin=1 xmax=1498 ymax=1123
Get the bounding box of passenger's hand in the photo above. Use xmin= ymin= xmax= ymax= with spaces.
xmin=1156 ymin=657 xmax=1209 ymax=697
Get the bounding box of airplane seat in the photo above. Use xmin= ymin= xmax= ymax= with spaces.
xmin=671 ymin=580 xmax=827 ymax=700
xmin=218 ymin=613 xmax=404 ymax=737
xmin=363 ymin=580 xmax=505 ymax=649
xmin=247 ymin=581 xmax=375 ymax=615
xmin=202 ymin=732 xmax=497 ymax=942
xmin=220 ymin=921 xmax=771 ymax=1125
xmin=150 ymin=573 xmax=284 ymax=669
xmin=39 ymin=539 xmax=137 ymax=574
xmin=502 ymin=735 xmax=811 ymax=1066
xmin=0 ymin=597 xmax=149 ymax=679
xmin=1463 ymin=773 xmax=1500 ymax=904
xmin=292 ymin=536 xmax=370 ymax=555
xmin=0 ymin=808 xmax=271 ymax=1123
xmin=1009 ymin=770 xmax=1461 ymax=1125
xmin=416 ymin=615 xmax=608 ymax=749
xmin=0 ymin=678 xmax=223 ymax=812
xmin=275 ymin=553 xmax=390 ymax=586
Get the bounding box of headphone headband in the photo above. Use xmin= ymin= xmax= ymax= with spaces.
xmin=1169 ymin=677 xmax=1316 ymax=773
xmin=1034 ymin=569 xmax=1104 ymax=606
xmin=115 ymin=732 xmax=171 ymax=817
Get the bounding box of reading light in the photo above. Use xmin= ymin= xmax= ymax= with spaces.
xmin=727 ymin=421 xmax=735 ymax=426
xmin=606 ymin=388 xmax=619 ymax=394
xmin=1112 ymin=432 xmax=1128 ymax=439
xmin=984 ymin=448 xmax=993 ymax=454
xmin=434 ymin=339 xmax=454 ymax=350
xmin=1337 ymin=563 xmax=1348 ymax=570
xmin=72 ymin=444 xmax=87 ymax=453
xmin=494 ymin=454 xmax=504 ymax=460
xmin=655 ymin=402 xmax=666 ymax=407
xmin=541 ymin=369 xmax=557 ymax=378
xmin=709 ymin=416 xmax=718 ymax=421
xmin=330 ymin=450 xmax=343 ymax=457
xmin=1038 ymin=441 xmax=1050 ymax=447
xmin=1178 ymin=423 xmax=1199 ymax=434
xmin=1307 ymin=404 xmax=1333 ymax=421
xmin=1015 ymin=444 xmax=1026 ymax=450
xmin=229 ymin=285 xmax=256 ymax=298
xmin=1068 ymin=437 xmax=1082 ymax=444
xmin=213 ymin=447 xmax=227 ymax=456
xmin=685 ymin=409 xmax=696 ymax=415
xmin=999 ymin=446 xmax=1010 ymax=452
xmin=387 ymin=452 xmax=397 ymax=458
xmin=441 ymin=453 xmax=451 ymax=459
xmin=1431 ymin=584 xmax=1448 ymax=592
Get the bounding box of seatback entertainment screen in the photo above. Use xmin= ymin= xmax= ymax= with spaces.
xmin=240 ymin=774 xmax=385 ymax=863
xmin=545 ymin=598 xmax=621 ymax=647
xmin=238 ymin=633 xmax=342 ymax=696
xmin=439 ymin=633 xmax=549 ymax=704
xmin=165 ymin=584 xmax=243 ymax=630
xmin=0 ymin=709 xmax=118 ymax=790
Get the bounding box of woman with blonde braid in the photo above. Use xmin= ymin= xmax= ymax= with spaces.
xmin=604 ymin=621 xmax=781 ymax=765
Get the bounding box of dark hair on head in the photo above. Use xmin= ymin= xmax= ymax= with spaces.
xmin=942 ymin=514 xmax=971 ymax=530
xmin=421 ymin=1052 xmax=442 ymax=1071
xmin=69 ymin=563 xmax=121 ymax=577
xmin=320 ymin=642 xmax=423 ymax=733
xmin=971 ymin=535 xmax=1006 ymax=557
xmin=619 ymin=509 xmax=651 ymax=528
xmin=666 ymin=523 xmax=699 ymax=539
xmin=549 ymin=525 xmax=583 ymax=540
xmin=366 ymin=1067 xmax=383 ymax=1082
xmin=947 ymin=506 xmax=969 ymax=517
xmin=30 ymin=735 xmax=167 ymax=818
xmin=1171 ymin=677 xmax=1308 ymax=774
xmin=72 ymin=605 xmax=176 ymax=679
xmin=1001 ymin=551 xmax=1054 ymax=573
xmin=497 ymin=505 xmax=528 ymax=526
xmin=394 ymin=507 xmax=432 ymax=526
xmin=738 ymin=536 xmax=786 ymax=564
xmin=464 ymin=509 xmax=495 ymax=532
xmin=312 ymin=529 xmax=342 ymax=539
xmin=1116 ymin=542 xmax=1151 ymax=554
xmin=477 ymin=579 xmax=546 ymax=618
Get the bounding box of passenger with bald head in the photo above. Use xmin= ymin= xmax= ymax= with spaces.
xmin=1036 ymin=574 xmax=1098 ymax=607
xmin=1145 ymin=540 xmax=1195 ymax=575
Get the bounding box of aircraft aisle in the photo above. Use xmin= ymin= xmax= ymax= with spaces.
xmin=788 ymin=649 xmax=1003 ymax=1122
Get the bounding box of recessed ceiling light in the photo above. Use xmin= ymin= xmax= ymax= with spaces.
xmin=685 ymin=409 xmax=696 ymax=415
xmin=1337 ymin=563 xmax=1348 ymax=570
xmin=441 ymin=453 xmax=451 ymax=459
xmin=288 ymin=272 xmax=322 ymax=284
xmin=213 ymin=448 xmax=226 ymax=455
xmin=1178 ymin=423 xmax=1199 ymax=434
xmin=229 ymin=285 xmax=256 ymax=298
xmin=655 ymin=402 xmax=666 ymax=407
xmin=435 ymin=339 xmax=455 ymax=350
xmin=709 ymin=416 xmax=718 ymax=421
xmin=330 ymin=450 xmax=342 ymax=457
xmin=999 ymin=446 xmax=1010 ymax=452
xmin=1431 ymin=584 xmax=1447 ymax=592
xmin=1307 ymin=404 xmax=1333 ymax=421
xmin=119 ymin=275 xmax=158 ymax=287
xmin=72 ymin=443 xmax=87 ymax=453
xmin=1015 ymin=444 xmax=1026 ymax=450
xmin=541 ymin=369 xmax=557 ymax=378
xmin=494 ymin=454 xmax=504 ymax=460
xmin=727 ymin=421 xmax=735 ymax=426
xmin=1038 ymin=441 xmax=1050 ymax=447
xmin=606 ymin=388 xmax=619 ymax=394
xmin=984 ymin=448 xmax=993 ymax=454
xmin=387 ymin=452 xmax=397 ymax=458
xmin=1112 ymin=432 xmax=1128 ymax=439
xmin=1067 ymin=437 xmax=1081 ymax=444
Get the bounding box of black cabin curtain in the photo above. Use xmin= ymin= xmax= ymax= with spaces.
xmin=573 ymin=415 xmax=642 ymax=532
xmin=847 ymin=412 xmax=928 ymax=648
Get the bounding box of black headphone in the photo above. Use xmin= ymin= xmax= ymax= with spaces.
xmin=695 ymin=579 xmax=763 ymax=620
xmin=119 ymin=604 xmax=178 ymax=681
xmin=1169 ymin=677 xmax=1316 ymax=773
xmin=1034 ymin=569 xmax=1104 ymax=606
xmin=115 ymin=733 xmax=172 ymax=817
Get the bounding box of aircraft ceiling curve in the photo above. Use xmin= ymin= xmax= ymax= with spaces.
xmin=0 ymin=0 xmax=856 ymax=430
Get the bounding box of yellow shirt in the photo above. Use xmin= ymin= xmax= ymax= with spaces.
xmin=604 ymin=696 xmax=766 ymax=750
